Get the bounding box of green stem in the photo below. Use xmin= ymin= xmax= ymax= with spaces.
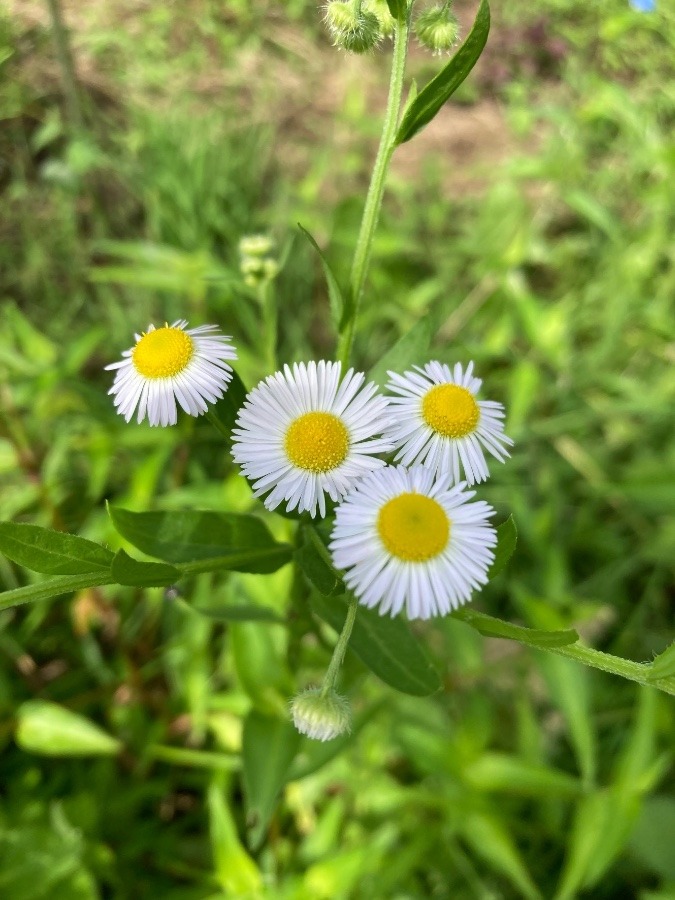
xmin=147 ymin=744 xmax=240 ymax=770
xmin=0 ymin=573 xmax=111 ymax=612
xmin=45 ymin=0 xmax=84 ymax=131
xmin=321 ymin=593 xmax=359 ymax=696
xmin=337 ymin=11 xmax=410 ymax=368
xmin=260 ymin=280 xmax=277 ymax=372
xmin=538 ymin=642 xmax=674 ymax=693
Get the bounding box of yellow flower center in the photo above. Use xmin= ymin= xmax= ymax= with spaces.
xmin=377 ymin=493 xmax=450 ymax=562
xmin=422 ymin=383 xmax=479 ymax=438
xmin=284 ymin=412 xmax=349 ymax=473
xmin=132 ymin=326 xmax=194 ymax=379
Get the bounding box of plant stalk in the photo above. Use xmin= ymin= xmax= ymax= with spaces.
xmin=337 ymin=11 xmax=410 ymax=368
xmin=45 ymin=0 xmax=84 ymax=131
xmin=321 ymin=594 xmax=359 ymax=696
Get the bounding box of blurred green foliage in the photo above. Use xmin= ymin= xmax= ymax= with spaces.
xmin=1 ymin=0 xmax=674 ymax=897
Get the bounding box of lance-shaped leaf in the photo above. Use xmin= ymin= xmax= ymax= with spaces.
xmin=298 ymin=224 xmax=351 ymax=330
xmin=295 ymin=524 xmax=344 ymax=596
xmin=386 ymin=0 xmax=408 ymax=22
xmin=0 ymin=522 xmax=113 ymax=575
xmin=16 ymin=700 xmax=121 ymax=757
xmin=395 ymin=0 xmax=491 ymax=145
xmin=648 ymin=641 xmax=675 ymax=680
xmin=110 ymin=549 xmax=180 ymax=587
xmin=312 ymin=593 xmax=440 ymax=696
xmin=454 ymin=608 xmax=579 ymax=648
xmin=488 ymin=515 xmax=517 ymax=579
xmin=368 ymin=310 xmax=438 ymax=387
xmin=108 ymin=506 xmax=292 ymax=574
xmin=242 ymin=711 xmax=301 ymax=849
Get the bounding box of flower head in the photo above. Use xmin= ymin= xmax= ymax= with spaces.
xmin=330 ymin=465 xmax=497 ymax=619
xmin=415 ymin=3 xmax=460 ymax=55
xmin=364 ymin=0 xmax=395 ymax=39
xmin=324 ymin=0 xmax=381 ymax=53
xmin=106 ymin=320 xmax=236 ymax=427
xmin=385 ymin=361 xmax=513 ymax=485
xmin=232 ymin=361 xmax=392 ymax=518
xmin=291 ymin=687 xmax=351 ymax=741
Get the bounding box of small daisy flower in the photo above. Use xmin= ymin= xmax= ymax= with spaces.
xmin=231 ymin=361 xmax=392 ymax=518
xmin=385 ymin=361 xmax=513 ymax=485
xmin=330 ymin=465 xmax=497 ymax=620
xmin=105 ymin=320 xmax=237 ymax=427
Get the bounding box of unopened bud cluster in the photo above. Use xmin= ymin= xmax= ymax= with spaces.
xmin=291 ymin=687 xmax=351 ymax=741
xmin=324 ymin=0 xmax=384 ymax=53
xmin=414 ymin=2 xmax=460 ymax=55
xmin=238 ymin=234 xmax=279 ymax=288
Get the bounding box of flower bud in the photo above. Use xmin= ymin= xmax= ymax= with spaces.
xmin=239 ymin=234 xmax=278 ymax=288
xmin=324 ymin=1 xmax=381 ymax=54
xmin=238 ymin=234 xmax=275 ymax=258
xmin=290 ymin=687 xmax=351 ymax=741
xmin=364 ymin=0 xmax=396 ymax=39
xmin=414 ymin=3 xmax=460 ymax=55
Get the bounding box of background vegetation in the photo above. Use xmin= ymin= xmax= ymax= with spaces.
xmin=1 ymin=0 xmax=674 ymax=896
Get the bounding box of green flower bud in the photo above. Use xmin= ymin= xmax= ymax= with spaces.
xmin=324 ymin=1 xmax=381 ymax=54
xmin=364 ymin=0 xmax=396 ymax=39
xmin=239 ymin=233 xmax=279 ymax=288
xmin=290 ymin=687 xmax=351 ymax=741
xmin=238 ymin=234 xmax=275 ymax=258
xmin=414 ymin=3 xmax=460 ymax=55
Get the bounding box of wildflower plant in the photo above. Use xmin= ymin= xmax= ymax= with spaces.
xmin=1 ymin=0 xmax=674 ymax=856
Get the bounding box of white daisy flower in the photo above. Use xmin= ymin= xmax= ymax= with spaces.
xmin=330 ymin=465 xmax=497 ymax=620
xmin=105 ymin=320 xmax=237 ymax=427
xmin=231 ymin=360 xmax=393 ymax=518
xmin=385 ymin=360 xmax=513 ymax=485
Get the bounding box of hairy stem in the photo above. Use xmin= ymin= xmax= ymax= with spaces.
xmin=321 ymin=593 xmax=359 ymax=696
xmin=337 ymin=12 xmax=410 ymax=368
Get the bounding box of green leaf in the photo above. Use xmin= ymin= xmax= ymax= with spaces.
xmin=207 ymin=777 xmax=263 ymax=895
xmin=16 ymin=700 xmax=121 ymax=757
xmin=454 ymin=609 xmax=579 ymax=648
xmin=463 ymin=753 xmax=581 ymax=798
xmin=194 ymin=603 xmax=285 ymax=623
xmin=108 ymin=506 xmax=292 ymax=574
xmin=554 ymin=789 xmax=640 ymax=899
xmin=368 ymin=311 xmax=438 ymax=387
xmin=629 ymin=795 xmax=675 ymax=881
xmin=395 ymin=0 xmax=491 ymax=145
xmin=648 ymin=641 xmax=675 ymax=680
xmin=242 ymin=711 xmax=301 ymax=849
xmin=536 ymin=652 xmax=597 ymax=788
xmin=110 ymin=549 xmax=180 ymax=587
xmin=386 ymin=0 xmax=408 ymax=22
xmin=0 ymin=522 xmax=113 ymax=575
xmin=230 ymin=622 xmax=290 ymax=715
xmin=312 ymin=593 xmax=440 ymax=696
xmin=295 ymin=525 xmax=343 ymax=596
xmin=488 ymin=515 xmax=517 ymax=579
xmin=298 ymin=224 xmax=351 ymax=330
xmin=459 ymin=811 xmax=541 ymax=900
xmin=206 ymin=369 xmax=247 ymax=437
